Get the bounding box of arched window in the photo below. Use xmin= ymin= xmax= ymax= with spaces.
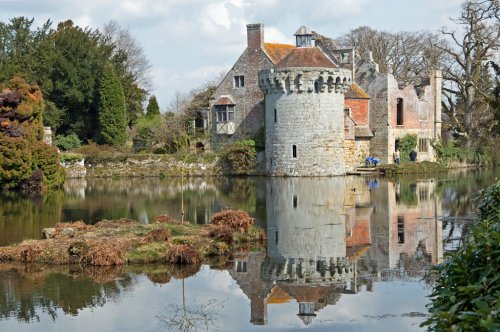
xmin=292 ymin=145 xmax=297 ymax=158
xmin=314 ymin=81 xmax=319 ymax=93
xmin=396 ymin=98 xmax=404 ymax=125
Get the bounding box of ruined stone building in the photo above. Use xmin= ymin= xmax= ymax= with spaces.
xmin=210 ymin=23 xmax=442 ymax=175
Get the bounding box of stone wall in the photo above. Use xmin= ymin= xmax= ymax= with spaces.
xmin=344 ymin=139 xmax=371 ymax=171
xmin=260 ymin=67 xmax=351 ymax=176
xmin=63 ymin=157 xmax=218 ymax=178
xmin=210 ymin=24 xmax=273 ymax=150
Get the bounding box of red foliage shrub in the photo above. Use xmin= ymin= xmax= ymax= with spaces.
xmin=20 ymin=244 xmax=42 ymax=262
xmin=80 ymin=243 xmax=125 ymax=266
xmin=206 ymin=224 xmax=234 ymax=244
xmin=209 ymin=209 xmax=254 ymax=233
xmin=166 ymin=244 xmax=200 ymax=265
xmin=144 ymin=228 xmax=171 ymax=242
xmin=153 ymin=215 xmax=175 ymax=223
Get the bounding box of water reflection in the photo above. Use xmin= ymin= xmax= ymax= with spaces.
xmin=0 ymin=168 xmax=498 ymax=330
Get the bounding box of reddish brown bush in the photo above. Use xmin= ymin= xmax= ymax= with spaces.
xmin=153 ymin=215 xmax=175 ymax=223
xmin=144 ymin=228 xmax=171 ymax=242
xmin=95 ymin=219 xmax=139 ymax=228
xmin=166 ymin=244 xmax=200 ymax=265
xmin=209 ymin=209 xmax=254 ymax=233
xmin=80 ymin=243 xmax=125 ymax=266
xmin=147 ymin=272 xmax=172 ymax=284
xmin=206 ymin=224 xmax=234 ymax=244
xmin=168 ymin=264 xmax=201 ymax=279
xmin=20 ymin=244 xmax=42 ymax=262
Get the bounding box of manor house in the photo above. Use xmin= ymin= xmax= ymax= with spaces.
xmin=208 ymin=24 xmax=442 ymax=176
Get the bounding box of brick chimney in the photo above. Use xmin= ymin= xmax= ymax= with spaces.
xmin=247 ymin=23 xmax=264 ymax=50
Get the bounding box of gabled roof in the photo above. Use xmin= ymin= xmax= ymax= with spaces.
xmin=345 ymin=83 xmax=369 ymax=99
xmin=263 ymin=43 xmax=295 ymax=65
xmin=355 ymin=125 xmax=374 ymax=138
xmin=214 ymin=95 xmax=235 ymax=105
xmin=294 ymin=26 xmax=313 ymax=36
xmin=276 ymin=47 xmax=337 ymax=68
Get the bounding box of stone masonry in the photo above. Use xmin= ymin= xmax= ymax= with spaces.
xmin=259 ymin=67 xmax=351 ymax=176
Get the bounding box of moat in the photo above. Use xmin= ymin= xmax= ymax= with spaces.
xmin=0 ymin=168 xmax=498 ymax=331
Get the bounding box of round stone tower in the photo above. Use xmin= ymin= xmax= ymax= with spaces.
xmin=259 ymin=54 xmax=351 ymax=176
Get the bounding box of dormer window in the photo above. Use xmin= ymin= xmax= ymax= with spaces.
xmin=294 ymin=26 xmax=313 ymax=47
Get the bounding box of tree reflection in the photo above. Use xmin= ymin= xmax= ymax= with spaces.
xmin=157 ymin=265 xmax=226 ymax=332
xmin=0 ymin=264 xmax=134 ymax=322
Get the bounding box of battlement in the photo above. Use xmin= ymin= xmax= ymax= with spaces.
xmin=258 ymin=68 xmax=352 ymax=95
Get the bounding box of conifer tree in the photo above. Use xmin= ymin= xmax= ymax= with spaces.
xmin=97 ymin=65 xmax=128 ymax=146
xmin=146 ymin=95 xmax=160 ymax=118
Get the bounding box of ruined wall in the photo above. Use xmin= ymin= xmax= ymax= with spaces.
xmin=344 ymin=139 xmax=371 ymax=171
xmin=260 ymin=67 xmax=351 ymax=176
xmin=357 ymin=58 xmax=442 ymax=163
xmin=211 ymin=24 xmax=273 ymax=150
xmin=344 ymin=98 xmax=369 ymax=125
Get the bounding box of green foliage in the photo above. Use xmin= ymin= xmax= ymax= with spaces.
xmin=431 ymin=139 xmax=496 ymax=165
xmin=134 ymin=114 xmax=162 ymax=144
xmin=59 ymin=152 xmax=84 ymax=164
xmin=422 ymin=181 xmax=500 ymax=331
xmin=73 ymin=143 xmax=129 ymax=164
xmin=146 ymin=95 xmax=160 ymax=118
xmin=397 ymin=134 xmax=417 ymax=162
xmin=31 ymin=142 xmax=65 ymax=189
xmin=218 ymin=140 xmax=256 ymax=175
xmin=0 ymin=136 xmax=32 ymax=189
xmin=97 ymin=65 xmax=128 ymax=146
xmin=379 ymin=161 xmax=446 ymax=175
xmin=53 ymin=133 xmax=82 ymax=151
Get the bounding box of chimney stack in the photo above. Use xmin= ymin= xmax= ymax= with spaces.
xmin=247 ymin=23 xmax=264 ymax=50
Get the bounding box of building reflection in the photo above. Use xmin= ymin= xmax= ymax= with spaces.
xmin=229 ymin=176 xmax=443 ymax=326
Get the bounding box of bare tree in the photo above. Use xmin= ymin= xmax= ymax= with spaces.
xmin=339 ymin=26 xmax=444 ymax=88
xmin=103 ymin=21 xmax=152 ymax=90
xmin=437 ymin=0 xmax=500 ymax=146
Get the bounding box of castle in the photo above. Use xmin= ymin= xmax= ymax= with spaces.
xmin=208 ymin=24 xmax=442 ymax=176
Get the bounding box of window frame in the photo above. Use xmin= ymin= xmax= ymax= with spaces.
xmin=215 ymin=105 xmax=234 ymax=123
xmin=234 ymin=75 xmax=245 ymax=88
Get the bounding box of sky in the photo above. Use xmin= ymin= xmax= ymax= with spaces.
xmin=0 ymin=0 xmax=464 ymax=110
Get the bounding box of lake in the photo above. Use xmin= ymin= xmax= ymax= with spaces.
xmin=0 ymin=167 xmax=498 ymax=331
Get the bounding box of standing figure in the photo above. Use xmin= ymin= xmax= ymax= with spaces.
xmin=410 ymin=150 xmax=417 ymax=162
xmin=393 ymin=148 xmax=401 ymax=165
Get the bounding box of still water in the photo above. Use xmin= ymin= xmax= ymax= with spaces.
xmin=0 ymin=168 xmax=498 ymax=331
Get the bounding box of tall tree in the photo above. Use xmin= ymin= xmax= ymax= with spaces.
xmin=50 ymin=20 xmax=114 ymax=140
xmin=438 ymin=0 xmax=500 ymax=146
xmin=97 ymin=65 xmax=128 ymax=146
xmin=146 ymin=95 xmax=160 ymax=118
xmin=103 ymin=21 xmax=150 ymax=126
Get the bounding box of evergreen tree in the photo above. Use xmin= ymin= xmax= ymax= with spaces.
xmin=97 ymin=65 xmax=127 ymax=146
xmin=146 ymin=95 xmax=160 ymax=118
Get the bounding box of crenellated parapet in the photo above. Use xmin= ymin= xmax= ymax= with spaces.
xmin=258 ymin=67 xmax=352 ymax=95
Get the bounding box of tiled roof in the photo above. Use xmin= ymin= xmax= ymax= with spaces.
xmin=294 ymin=26 xmax=312 ymax=36
xmin=276 ymin=47 xmax=337 ymax=68
xmin=263 ymin=43 xmax=295 ymax=64
xmin=345 ymin=83 xmax=369 ymax=99
xmin=214 ymin=95 xmax=235 ymax=105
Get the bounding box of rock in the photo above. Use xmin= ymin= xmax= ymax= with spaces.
xmin=60 ymin=228 xmax=76 ymax=238
xmin=42 ymin=228 xmax=56 ymax=239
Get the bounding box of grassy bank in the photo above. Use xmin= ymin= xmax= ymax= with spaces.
xmin=0 ymin=210 xmax=266 ymax=267
xmin=376 ymin=161 xmax=447 ymax=175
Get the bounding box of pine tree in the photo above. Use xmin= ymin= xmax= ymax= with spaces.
xmin=146 ymin=95 xmax=160 ymax=118
xmin=97 ymin=65 xmax=128 ymax=146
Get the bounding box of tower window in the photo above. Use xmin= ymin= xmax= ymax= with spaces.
xmin=396 ymin=98 xmax=404 ymax=125
xmin=234 ymin=75 xmax=245 ymax=88
xmin=292 ymin=145 xmax=297 ymax=158
xmin=274 ymin=109 xmax=277 ymax=123
xmin=314 ymin=81 xmax=319 ymax=93
xmin=293 ymin=195 xmax=297 ymax=208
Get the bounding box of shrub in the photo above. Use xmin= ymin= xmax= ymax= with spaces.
xmin=398 ymin=134 xmax=417 ymax=163
xmin=206 ymin=224 xmax=234 ymax=244
xmin=144 ymin=228 xmax=171 ymax=242
xmin=209 ymin=209 xmax=254 ymax=233
xmin=153 ymin=215 xmax=174 ymax=224
xmin=31 ymin=142 xmax=65 ymax=190
xmin=0 ymin=135 xmax=32 ymax=189
xmin=81 ymin=243 xmax=126 ymax=266
xmin=218 ymin=140 xmax=256 ymax=175
xmin=422 ymin=181 xmax=500 ymax=331
xmin=53 ymin=133 xmax=82 ymax=151
xmin=166 ymin=244 xmax=200 ymax=265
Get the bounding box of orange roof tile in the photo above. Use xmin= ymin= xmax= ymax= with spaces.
xmin=276 ymin=47 xmax=337 ymax=68
xmin=263 ymin=43 xmax=295 ymax=64
xmin=267 ymin=286 xmax=293 ymax=304
xmin=345 ymin=83 xmax=369 ymax=99
xmin=214 ymin=95 xmax=235 ymax=105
